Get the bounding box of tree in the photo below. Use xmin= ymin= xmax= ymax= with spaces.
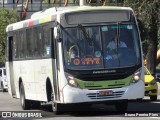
xmin=0 ymin=9 xmax=19 ymax=66
xmin=144 ymin=0 xmax=159 ymax=75
xmin=124 ymin=0 xmax=160 ymax=75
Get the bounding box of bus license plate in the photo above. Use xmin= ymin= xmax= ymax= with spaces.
xmin=99 ymin=90 xmax=113 ymax=96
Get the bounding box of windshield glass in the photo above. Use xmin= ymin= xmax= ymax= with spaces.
xmin=63 ymin=23 xmax=141 ymax=70
xmin=3 ymin=69 xmax=6 ymax=76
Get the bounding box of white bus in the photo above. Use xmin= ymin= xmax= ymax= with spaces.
xmin=6 ymin=6 xmax=144 ymax=114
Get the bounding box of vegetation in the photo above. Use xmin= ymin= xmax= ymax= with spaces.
xmin=123 ymin=0 xmax=160 ymax=74
xmin=0 ymin=9 xmax=19 ymax=67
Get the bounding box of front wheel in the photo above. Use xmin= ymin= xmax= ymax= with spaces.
xmin=20 ymin=83 xmax=31 ymax=110
xmin=51 ymin=90 xmax=64 ymax=115
xmin=150 ymin=95 xmax=157 ymax=101
xmin=52 ymin=102 xmax=65 ymax=115
xmin=1 ymin=82 xmax=6 ymax=92
xmin=115 ymin=101 xmax=128 ymax=112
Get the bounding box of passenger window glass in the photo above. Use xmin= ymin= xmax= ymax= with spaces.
xmin=3 ymin=69 xmax=6 ymax=76
xmin=0 ymin=70 xmax=2 ymax=77
xmin=42 ymin=25 xmax=51 ymax=57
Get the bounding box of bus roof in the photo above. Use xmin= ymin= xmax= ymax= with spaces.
xmin=6 ymin=6 xmax=133 ymax=32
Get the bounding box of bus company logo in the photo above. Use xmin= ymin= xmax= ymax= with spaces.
xmin=93 ymin=70 xmax=116 ymax=74
xmin=2 ymin=112 xmax=11 ymax=118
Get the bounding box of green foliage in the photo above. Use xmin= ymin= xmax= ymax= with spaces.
xmin=123 ymin=0 xmax=143 ymax=11
xmin=0 ymin=9 xmax=19 ymax=64
xmin=123 ymin=0 xmax=160 ymax=73
xmin=124 ymin=0 xmax=160 ymax=55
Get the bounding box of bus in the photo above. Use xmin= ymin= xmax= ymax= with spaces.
xmin=6 ymin=6 xmax=144 ymax=114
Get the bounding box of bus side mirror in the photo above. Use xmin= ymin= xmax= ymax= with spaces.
xmin=56 ymin=34 xmax=62 ymax=42
xmin=56 ymin=24 xmax=62 ymax=42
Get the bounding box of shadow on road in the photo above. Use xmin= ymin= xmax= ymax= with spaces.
xmin=38 ymin=100 xmax=160 ymax=117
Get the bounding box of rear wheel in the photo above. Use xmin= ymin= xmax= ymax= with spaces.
xmin=20 ymin=83 xmax=32 ymax=110
xmin=150 ymin=95 xmax=157 ymax=101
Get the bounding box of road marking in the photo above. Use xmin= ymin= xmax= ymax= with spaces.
xmin=150 ymin=117 xmax=160 ymax=119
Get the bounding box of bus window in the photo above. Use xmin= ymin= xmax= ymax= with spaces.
xmin=63 ymin=26 xmax=103 ymax=69
xmin=26 ymin=28 xmax=34 ymax=58
xmin=19 ymin=30 xmax=26 ymax=58
xmin=13 ymin=31 xmax=19 ymax=59
xmin=42 ymin=25 xmax=51 ymax=57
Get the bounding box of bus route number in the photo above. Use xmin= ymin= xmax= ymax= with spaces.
xmin=73 ymin=57 xmax=101 ymax=65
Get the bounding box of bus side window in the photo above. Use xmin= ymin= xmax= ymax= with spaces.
xmin=51 ymin=28 xmax=56 ymax=59
xmin=6 ymin=36 xmax=13 ymax=62
xmin=19 ymin=30 xmax=26 ymax=59
xmin=26 ymin=28 xmax=34 ymax=58
xmin=38 ymin=26 xmax=43 ymax=57
xmin=13 ymin=32 xmax=18 ymax=59
xmin=0 ymin=69 xmax=2 ymax=77
xmin=42 ymin=25 xmax=51 ymax=57
xmin=33 ymin=27 xmax=39 ymax=57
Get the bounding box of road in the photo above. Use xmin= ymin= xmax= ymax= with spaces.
xmin=0 ymin=89 xmax=160 ymax=120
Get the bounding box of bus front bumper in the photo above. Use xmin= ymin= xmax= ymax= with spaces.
xmin=62 ymin=80 xmax=144 ymax=104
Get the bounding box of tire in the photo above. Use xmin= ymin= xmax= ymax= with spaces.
xmin=150 ymin=95 xmax=157 ymax=101
xmin=115 ymin=101 xmax=128 ymax=112
xmin=52 ymin=102 xmax=64 ymax=115
xmin=31 ymin=101 xmax=41 ymax=109
xmin=1 ymin=82 xmax=6 ymax=92
xmin=20 ymin=83 xmax=31 ymax=110
xmin=51 ymin=90 xmax=64 ymax=115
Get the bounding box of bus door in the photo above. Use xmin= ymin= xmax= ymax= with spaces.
xmin=6 ymin=36 xmax=16 ymax=97
xmin=52 ymin=26 xmax=60 ymax=101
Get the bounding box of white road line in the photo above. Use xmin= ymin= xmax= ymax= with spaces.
xmin=150 ymin=117 xmax=160 ymax=119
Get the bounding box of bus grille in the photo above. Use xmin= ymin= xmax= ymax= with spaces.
xmin=86 ymin=91 xmax=125 ymax=99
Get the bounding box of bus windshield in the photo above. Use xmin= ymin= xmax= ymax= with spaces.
xmin=63 ymin=23 xmax=141 ymax=70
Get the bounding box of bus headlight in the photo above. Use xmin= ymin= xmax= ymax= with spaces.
xmin=65 ymin=73 xmax=79 ymax=88
xmin=131 ymin=69 xmax=141 ymax=83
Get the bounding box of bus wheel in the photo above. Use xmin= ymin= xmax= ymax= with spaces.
xmin=51 ymin=91 xmax=63 ymax=114
xmin=1 ymin=82 xmax=6 ymax=92
xmin=115 ymin=101 xmax=128 ymax=112
xmin=150 ymin=95 xmax=157 ymax=101
xmin=20 ymin=83 xmax=31 ymax=110
xmin=52 ymin=102 xmax=64 ymax=115
xmin=31 ymin=101 xmax=41 ymax=109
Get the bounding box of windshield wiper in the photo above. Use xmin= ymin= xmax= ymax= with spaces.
xmin=77 ymin=24 xmax=93 ymax=45
xmin=115 ymin=22 xmax=120 ymax=49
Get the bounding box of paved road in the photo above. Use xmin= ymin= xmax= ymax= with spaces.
xmin=0 ymin=89 xmax=160 ymax=120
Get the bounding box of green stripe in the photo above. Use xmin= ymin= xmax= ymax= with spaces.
xmin=39 ymin=18 xmax=46 ymax=24
xmin=76 ymin=76 xmax=132 ymax=89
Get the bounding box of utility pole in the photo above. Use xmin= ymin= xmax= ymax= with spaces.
xmin=3 ymin=0 xmax=4 ymax=8
xmin=80 ymin=0 xmax=87 ymax=6
xmin=40 ymin=0 xmax=42 ymax=10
